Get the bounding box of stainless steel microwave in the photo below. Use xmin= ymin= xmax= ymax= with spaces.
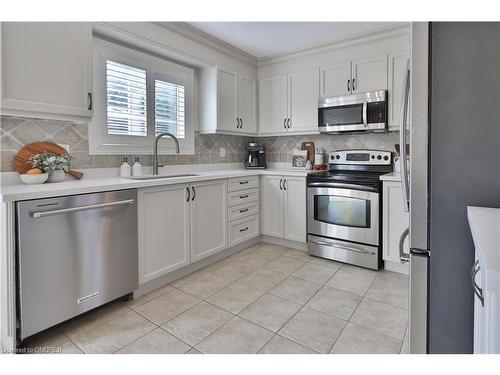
xmin=318 ymin=90 xmax=388 ymax=133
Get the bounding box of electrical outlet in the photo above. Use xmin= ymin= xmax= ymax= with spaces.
xmin=220 ymin=148 xmax=226 ymax=158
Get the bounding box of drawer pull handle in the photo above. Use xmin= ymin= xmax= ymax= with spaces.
xmin=239 ymin=181 xmax=249 ymax=185
xmin=239 ymin=227 xmax=249 ymax=232
xmin=240 ymin=194 xmax=249 ymax=199
xmin=239 ymin=208 xmax=249 ymax=213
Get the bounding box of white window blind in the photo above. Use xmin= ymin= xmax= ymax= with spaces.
xmin=106 ymin=60 xmax=147 ymax=136
xmin=155 ymin=79 xmax=185 ymax=138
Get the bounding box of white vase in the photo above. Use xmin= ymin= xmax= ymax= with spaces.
xmin=47 ymin=169 xmax=66 ymax=183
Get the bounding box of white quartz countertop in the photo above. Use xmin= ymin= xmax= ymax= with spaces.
xmin=467 ymin=206 xmax=500 ymax=294
xmin=380 ymin=172 xmax=402 ymax=182
xmin=0 ymin=166 xmax=314 ymax=202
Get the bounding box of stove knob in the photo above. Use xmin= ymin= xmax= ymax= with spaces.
xmin=336 ymin=155 xmax=341 ymax=160
xmin=330 ymin=155 xmax=334 ymax=160
xmin=371 ymin=155 xmax=375 ymax=159
xmin=377 ymin=155 xmax=382 ymax=160
xmin=383 ymin=155 xmax=389 ymax=161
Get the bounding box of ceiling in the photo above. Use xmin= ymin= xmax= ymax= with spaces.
xmin=188 ymin=22 xmax=400 ymax=59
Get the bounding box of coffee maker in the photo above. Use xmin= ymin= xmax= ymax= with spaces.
xmin=245 ymin=143 xmax=266 ymax=169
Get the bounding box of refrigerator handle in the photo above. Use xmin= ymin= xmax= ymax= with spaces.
xmin=399 ymin=60 xmax=411 ymax=213
xmin=399 ymin=227 xmax=410 ymax=263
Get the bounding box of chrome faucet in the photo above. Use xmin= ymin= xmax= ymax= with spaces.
xmin=153 ymin=132 xmax=180 ymax=175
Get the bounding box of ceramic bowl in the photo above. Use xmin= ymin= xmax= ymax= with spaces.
xmin=19 ymin=173 xmax=49 ymax=185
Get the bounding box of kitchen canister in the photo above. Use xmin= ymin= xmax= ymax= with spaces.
xmin=315 ymin=153 xmax=325 ymax=165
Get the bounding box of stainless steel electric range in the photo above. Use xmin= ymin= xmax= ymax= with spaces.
xmin=307 ymin=149 xmax=392 ymax=270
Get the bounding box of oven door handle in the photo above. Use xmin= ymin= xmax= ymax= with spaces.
xmin=307 ymin=182 xmax=378 ymax=192
xmin=309 ymin=239 xmax=377 ymax=255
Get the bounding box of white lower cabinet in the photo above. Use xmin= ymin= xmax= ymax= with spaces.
xmin=228 ymin=215 xmax=260 ymax=247
xmin=261 ymin=175 xmax=306 ymax=243
xmin=382 ymin=181 xmax=409 ymax=265
xmin=190 ymin=180 xmax=227 ymax=262
xmin=138 ymin=184 xmax=190 ymax=284
xmin=138 ymin=179 xmax=227 ymax=284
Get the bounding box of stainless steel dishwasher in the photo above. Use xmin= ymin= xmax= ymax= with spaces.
xmin=16 ymin=189 xmax=138 ymax=341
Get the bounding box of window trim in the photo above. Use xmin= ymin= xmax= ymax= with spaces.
xmin=89 ymin=38 xmax=195 ymax=155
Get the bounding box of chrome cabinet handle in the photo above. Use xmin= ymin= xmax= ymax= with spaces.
xmin=471 ymin=260 xmax=484 ymax=307
xmin=239 ymin=227 xmax=249 ymax=232
xmin=399 ymin=228 xmax=410 ymax=263
xmin=31 ymin=199 xmax=134 ymax=218
xmin=87 ymin=93 xmax=93 ymax=110
xmin=191 ymin=187 xmax=196 ymax=201
xmin=347 ymin=79 xmax=350 ymax=92
xmin=186 ymin=187 xmax=190 ymax=202
xmin=279 ymin=179 xmax=283 ymax=190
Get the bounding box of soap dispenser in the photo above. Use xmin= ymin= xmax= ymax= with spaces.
xmin=132 ymin=157 xmax=143 ymax=177
xmin=120 ymin=157 xmax=131 ymax=177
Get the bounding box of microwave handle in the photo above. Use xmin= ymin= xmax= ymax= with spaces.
xmin=362 ymin=102 xmax=368 ymax=127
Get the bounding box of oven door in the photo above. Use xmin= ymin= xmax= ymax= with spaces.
xmin=307 ymin=183 xmax=379 ymax=246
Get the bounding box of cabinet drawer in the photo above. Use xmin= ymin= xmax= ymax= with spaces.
xmin=228 ymin=176 xmax=259 ymax=192
xmin=228 ymin=188 xmax=259 ymax=207
xmin=228 ymin=215 xmax=260 ymax=247
xmin=228 ymin=201 xmax=259 ymax=222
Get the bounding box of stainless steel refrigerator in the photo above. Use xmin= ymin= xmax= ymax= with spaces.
xmin=403 ymin=22 xmax=500 ymax=353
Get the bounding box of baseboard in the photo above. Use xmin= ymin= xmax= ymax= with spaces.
xmin=384 ymin=260 xmax=409 ymax=274
xmin=134 ymin=236 xmax=261 ymax=298
xmin=259 ymin=235 xmax=307 ymax=251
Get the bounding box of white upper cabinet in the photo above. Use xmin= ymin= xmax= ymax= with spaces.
xmin=320 ymin=61 xmax=352 ymax=97
xmin=351 ymin=55 xmax=388 ymax=93
xmin=217 ymin=68 xmax=239 ymax=132
xmin=238 ymin=75 xmax=257 ymax=133
xmin=215 ymin=68 xmax=257 ymax=135
xmin=1 ymin=22 xmax=93 ymax=122
xmin=259 ymin=69 xmax=319 ymax=136
xmin=388 ymin=52 xmax=410 ymax=131
xmin=258 ymin=75 xmax=288 ymax=135
xmin=287 ymin=68 xmax=319 ymax=134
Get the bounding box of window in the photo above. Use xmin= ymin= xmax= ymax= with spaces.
xmin=90 ymin=38 xmax=195 ymax=155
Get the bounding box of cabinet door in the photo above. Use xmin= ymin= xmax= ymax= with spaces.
xmin=388 ymin=52 xmax=410 ymax=131
xmin=260 ymin=175 xmax=284 ymax=238
xmin=320 ymin=61 xmax=352 ymax=97
xmin=351 ymin=55 xmax=388 ymax=93
xmin=287 ymin=69 xmax=320 ymax=134
xmin=190 ymin=180 xmax=227 ymax=262
xmin=382 ymin=181 xmax=409 ymax=263
xmin=217 ymin=68 xmax=239 ymax=132
xmin=238 ymin=75 xmax=257 ymax=134
xmin=258 ymin=75 xmax=288 ymax=135
xmin=1 ymin=22 xmax=93 ymax=121
xmin=138 ymin=185 xmax=190 ymax=284
xmin=283 ymin=177 xmax=306 ymax=242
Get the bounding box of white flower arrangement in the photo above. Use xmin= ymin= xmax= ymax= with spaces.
xmin=28 ymin=151 xmax=74 ymax=176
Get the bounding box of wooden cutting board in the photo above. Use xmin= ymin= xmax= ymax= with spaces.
xmin=301 ymin=142 xmax=315 ymax=165
xmin=14 ymin=142 xmax=84 ymax=180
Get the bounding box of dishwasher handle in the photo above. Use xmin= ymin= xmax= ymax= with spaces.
xmin=31 ymin=199 xmax=135 ymax=218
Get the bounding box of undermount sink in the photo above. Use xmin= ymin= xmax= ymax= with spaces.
xmin=124 ymin=174 xmax=199 ymax=180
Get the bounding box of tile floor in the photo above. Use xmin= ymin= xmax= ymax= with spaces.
xmin=23 ymin=242 xmax=409 ymax=354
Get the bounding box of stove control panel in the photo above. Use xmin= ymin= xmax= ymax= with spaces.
xmin=329 ymin=150 xmax=392 ymax=165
